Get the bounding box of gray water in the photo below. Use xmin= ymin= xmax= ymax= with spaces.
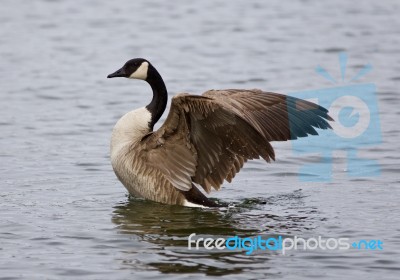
xmin=1 ymin=0 xmax=400 ymax=279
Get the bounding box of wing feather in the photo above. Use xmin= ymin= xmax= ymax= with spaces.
xmin=141 ymin=90 xmax=332 ymax=193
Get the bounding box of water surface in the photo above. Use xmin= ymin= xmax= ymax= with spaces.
xmin=1 ymin=0 xmax=400 ymax=279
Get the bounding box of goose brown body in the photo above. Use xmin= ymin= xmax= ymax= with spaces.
xmin=107 ymin=58 xmax=333 ymax=207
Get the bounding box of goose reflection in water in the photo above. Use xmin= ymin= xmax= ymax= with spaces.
xmin=111 ymin=191 xmax=321 ymax=276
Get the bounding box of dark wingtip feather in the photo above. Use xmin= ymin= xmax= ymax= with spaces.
xmin=285 ymin=95 xmax=334 ymax=138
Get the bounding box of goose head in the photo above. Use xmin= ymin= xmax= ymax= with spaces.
xmin=107 ymin=58 xmax=168 ymax=130
xmin=107 ymin=58 xmax=150 ymax=80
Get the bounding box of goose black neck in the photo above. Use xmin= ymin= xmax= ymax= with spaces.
xmin=145 ymin=65 xmax=168 ymax=130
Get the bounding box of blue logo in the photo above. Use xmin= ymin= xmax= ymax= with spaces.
xmin=288 ymin=53 xmax=381 ymax=181
xmin=351 ymin=239 xmax=383 ymax=250
xmin=187 ymin=233 xmax=383 ymax=255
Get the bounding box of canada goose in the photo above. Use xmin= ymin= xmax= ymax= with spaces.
xmin=107 ymin=58 xmax=332 ymax=208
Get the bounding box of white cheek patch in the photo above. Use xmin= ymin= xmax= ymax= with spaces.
xmin=129 ymin=61 xmax=149 ymax=80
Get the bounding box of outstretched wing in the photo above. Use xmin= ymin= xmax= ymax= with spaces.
xmin=141 ymin=90 xmax=332 ymax=193
xmin=203 ymin=89 xmax=332 ymax=141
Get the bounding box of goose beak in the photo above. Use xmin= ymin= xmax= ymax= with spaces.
xmin=107 ymin=67 xmax=126 ymax=78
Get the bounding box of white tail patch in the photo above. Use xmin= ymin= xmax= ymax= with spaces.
xmin=183 ymin=200 xmax=208 ymax=208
